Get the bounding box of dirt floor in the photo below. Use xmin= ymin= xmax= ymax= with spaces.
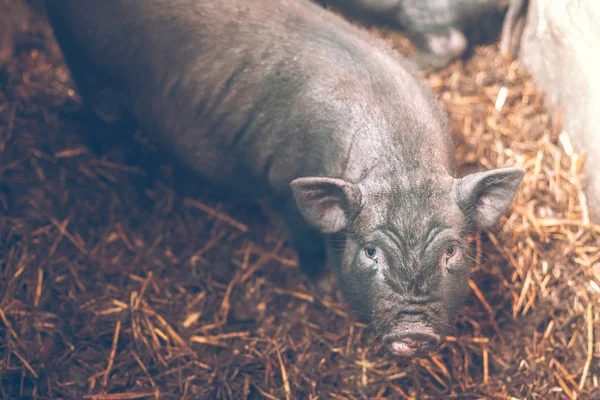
xmin=1 ymin=3 xmax=600 ymax=400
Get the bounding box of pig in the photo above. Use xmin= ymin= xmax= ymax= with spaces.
xmin=44 ymin=0 xmax=524 ymax=358
xmin=320 ymin=0 xmax=529 ymax=69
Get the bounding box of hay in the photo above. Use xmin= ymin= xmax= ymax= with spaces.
xmin=1 ymin=5 xmax=599 ymax=400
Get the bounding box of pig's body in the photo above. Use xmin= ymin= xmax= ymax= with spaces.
xmin=45 ymin=0 xmax=454 ymax=273
xmin=45 ymin=0 xmax=454 ymax=195
xmin=45 ymin=0 xmax=524 ymax=358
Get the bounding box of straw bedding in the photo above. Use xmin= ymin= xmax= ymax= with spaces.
xmin=0 ymin=3 xmax=599 ymax=399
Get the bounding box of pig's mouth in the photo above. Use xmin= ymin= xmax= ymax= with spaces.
xmin=382 ymin=327 xmax=441 ymax=359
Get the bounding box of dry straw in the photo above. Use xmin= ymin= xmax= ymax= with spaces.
xmin=0 ymin=8 xmax=599 ymax=400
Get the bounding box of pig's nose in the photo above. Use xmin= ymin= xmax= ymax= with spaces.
xmin=388 ymin=331 xmax=441 ymax=358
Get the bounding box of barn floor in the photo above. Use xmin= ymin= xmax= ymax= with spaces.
xmin=1 ymin=5 xmax=599 ymax=400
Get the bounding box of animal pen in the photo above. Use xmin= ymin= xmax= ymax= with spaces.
xmin=0 ymin=1 xmax=599 ymax=399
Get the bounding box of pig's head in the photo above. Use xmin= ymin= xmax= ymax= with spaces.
xmin=291 ymin=166 xmax=524 ymax=359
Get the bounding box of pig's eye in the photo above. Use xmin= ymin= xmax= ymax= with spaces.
xmin=442 ymin=246 xmax=459 ymax=274
xmin=365 ymin=247 xmax=377 ymax=260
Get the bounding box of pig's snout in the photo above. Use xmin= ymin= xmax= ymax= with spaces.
xmin=384 ymin=327 xmax=441 ymax=359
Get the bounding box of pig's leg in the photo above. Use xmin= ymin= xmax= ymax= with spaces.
xmin=280 ymin=200 xmax=328 ymax=279
xmin=62 ymin=59 xmax=130 ymax=154
xmin=48 ymin=15 xmax=128 ymax=124
xmin=68 ymin=63 xmax=128 ymax=125
xmin=314 ymin=235 xmax=344 ymax=298
xmin=408 ymin=28 xmax=468 ymax=70
xmin=47 ymin=15 xmax=134 ymax=155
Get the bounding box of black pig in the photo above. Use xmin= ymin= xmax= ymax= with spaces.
xmin=44 ymin=0 xmax=524 ymax=358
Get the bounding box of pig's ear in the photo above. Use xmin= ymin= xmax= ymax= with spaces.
xmin=454 ymin=167 xmax=525 ymax=228
xmin=291 ymin=177 xmax=362 ymax=234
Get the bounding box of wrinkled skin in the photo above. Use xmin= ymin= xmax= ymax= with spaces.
xmin=293 ymin=167 xmax=524 ymax=357
xmin=338 ymin=180 xmax=471 ymax=356
xmin=321 ymin=0 xmax=529 ymax=69
xmin=44 ymin=0 xmax=525 ymax=359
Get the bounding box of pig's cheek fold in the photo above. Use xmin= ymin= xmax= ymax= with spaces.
xmin=340 ymin=248 xmax=359 ymax=276
xmin=439 ymin=254 xmax=447 ymax=272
